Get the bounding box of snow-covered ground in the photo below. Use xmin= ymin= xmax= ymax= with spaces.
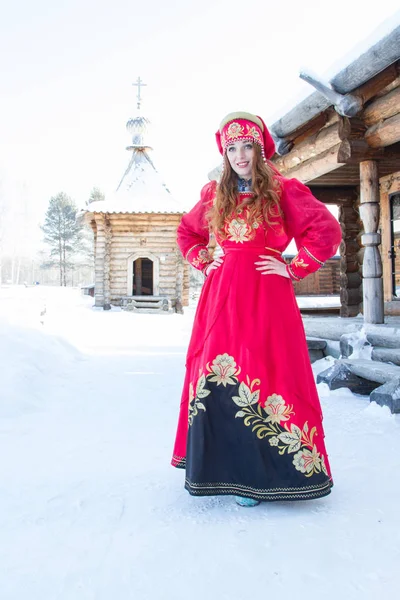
xmin=0 ymin=286 xmax=398 ymax=600
xmin=297 ymin=295 xmax=340 ymax=309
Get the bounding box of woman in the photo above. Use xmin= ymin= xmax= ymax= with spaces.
xmin=171 ymin=112 xmax=342 ymax=507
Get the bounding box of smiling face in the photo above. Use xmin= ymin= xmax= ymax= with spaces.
xmin=226 ymin=140 xmax=255 ymax=180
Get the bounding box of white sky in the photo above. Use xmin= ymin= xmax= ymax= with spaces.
xmin=0 ymin=0 xmax=399 ymax=232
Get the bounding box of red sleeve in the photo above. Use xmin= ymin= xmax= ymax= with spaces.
xmin=177 ymin=181 xmax=216 ymax=272
xmin=280 ymin=178 xmax=342 ymax=281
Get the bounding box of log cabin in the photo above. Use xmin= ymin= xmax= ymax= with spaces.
xmin=267 ymin=24 xmax=400 ymax=323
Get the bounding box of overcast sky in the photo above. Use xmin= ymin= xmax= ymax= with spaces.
xmin=0 ymin=0 xmax=399 ymax=227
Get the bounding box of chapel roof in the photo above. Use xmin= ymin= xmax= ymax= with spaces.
xmin=87 ymin=149 xmax=183 ymax=215
xmin=85 ymin=80 xmax=184 ymax=215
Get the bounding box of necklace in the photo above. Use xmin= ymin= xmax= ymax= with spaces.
xmin=237 ymin=177 xmax=252 ymax=192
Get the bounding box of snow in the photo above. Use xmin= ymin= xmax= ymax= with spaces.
xmin=267 ymin=13 xmax=400 ymax=126
xmin=1 ymin=286 xmax=399 ymax=600
xmin=346 ymin=328 xmax=373 ymax=360
xmin=86 ymin=150 xmax=185 ymax=214
xmin=322 ymin=14 xmax=400 ymax=82
xmin=296 ymin=295 xmax=340 ymax=309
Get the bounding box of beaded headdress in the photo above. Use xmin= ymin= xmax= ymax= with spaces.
xmin=215 ymin=111 xmax=275 ymax=161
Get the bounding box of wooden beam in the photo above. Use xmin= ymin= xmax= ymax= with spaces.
xmin=340 ymin=287 xmax=363 ymax=306
xmin=271 ymin=61 xmax=400 ymax=156
xmin=351 ymin=60 xmax=400 ymax=104
xmin=280 ymin=143 xmax=344 ymax=182
xmin=365 ymin=112 xmax=400 ymax=148
xmin=337 ymin=139 xmax=385 ymax=163
xmin=384 ymin=301 xmax=400 ymax=316
xmin=309 ymin=186 xmax=358 ymax=204
xmin=299 ymin=71 xmax=362 ymax=116
xmin=270 ymin=92 xmax=331 ymax=139
xmin=375 ymin=73 xmax=400 ymax=98
xmin=274 ymin=111 xmax=391 ymax=178
xmin=274 ymin=111 xmax=339 ymax=155
xmin=338 ymin=117 xmax=366 ymax=139
xmin=270 ymin=39 xmax=400 ymax=140
xmin=274 ymin=122 xmax=343 ymax=172
xmin=330 ymin=30 xmax=400 ymax=94
xmin=363 ymin=85 xmax=400 ymax=127
xmin=94 ymin=214 xmax=105 ymax=308
xmin=340 ymin=271 xmax=362 ymax=288
xmin=294 ymin=111 xmax=339 ymax=143
xmin=103 ymin=218 xmax=112 ymax=310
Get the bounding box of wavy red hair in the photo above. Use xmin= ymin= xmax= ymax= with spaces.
xmin=206 ymin=144 xmax=282 ymax=238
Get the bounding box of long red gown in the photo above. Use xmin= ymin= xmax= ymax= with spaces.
xmin=172 ymin=175 xmax=342 ymax=501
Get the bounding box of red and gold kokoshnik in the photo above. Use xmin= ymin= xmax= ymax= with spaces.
xmin=221 ymin=119 xmax=264 ymax=154
xmin=215 ymin=111 xmax=276 ymax=159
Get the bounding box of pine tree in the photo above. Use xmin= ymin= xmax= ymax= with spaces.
xmin=41 ymin=192 xmax=84 ymax=286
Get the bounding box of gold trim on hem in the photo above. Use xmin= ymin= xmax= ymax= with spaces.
xmin=172 ymin=454 xmax=186 ymax=469
xmin=185 ymin=478 xmax=333 ymax=501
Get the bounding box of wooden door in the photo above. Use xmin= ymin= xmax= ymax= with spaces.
xmin=132 ymin=258 xmax=153 ymax=296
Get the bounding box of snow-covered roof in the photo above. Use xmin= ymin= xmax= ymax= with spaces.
xmin=269 ymin=21 xmax=400 ymax=140
xmin=86 ymin=150 xmax=183 ymax=215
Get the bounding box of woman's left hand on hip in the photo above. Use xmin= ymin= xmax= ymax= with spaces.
xmin=255 ymin=255 xmax=290 ymax=278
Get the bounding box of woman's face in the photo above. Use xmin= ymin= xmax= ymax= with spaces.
xmin=226 ymin=140 xmax=255 ymax=180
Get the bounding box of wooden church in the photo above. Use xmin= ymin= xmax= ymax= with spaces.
xmin=84 ymin=80 xmax=189 ymax=313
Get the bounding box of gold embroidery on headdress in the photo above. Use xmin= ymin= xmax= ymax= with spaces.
xmin=246 ymin=125 xmax=261 ymax=139
xmin=226 ymin=122 xmax=244 ymax=139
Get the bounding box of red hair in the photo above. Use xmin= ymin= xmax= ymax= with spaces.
xmin=207 ymin=144 xmax=282 ymax=238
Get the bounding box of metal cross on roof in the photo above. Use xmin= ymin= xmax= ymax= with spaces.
xmin=132 ymin=77 xmax=147 ymax=110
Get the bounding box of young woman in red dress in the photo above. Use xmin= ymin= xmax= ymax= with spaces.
xmin=172 ymin=112 xmax=342 ymax=507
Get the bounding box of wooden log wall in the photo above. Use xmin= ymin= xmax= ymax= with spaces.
xmin=364 ymin=78 xmax=400 ymax=148
xmin=175 ymin=248 xmax=184 ymax=313
xmin=93 ymin=214 xmax=105 ymax=308
xmin=183 ymin=263 xmax=190 ymax=307
xmin=103 ymin=218 xmax=112 ymax=310
xmin=364 ymin=83 xmax=400 ymax=127
xmin=290 ymin=257 xmax=340 ymax=295
xmin=105 ymin=213 xmax=183 ymax=306
xmin=338 ymin=203 xmax=363 ymax=317
xmin=309 ymin=187 xmax=362 ymax=317
xmin=274 ymin=113 xmax=340 ymax=173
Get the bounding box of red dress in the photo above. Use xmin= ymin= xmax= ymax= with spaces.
xmin=172 ymin=176 xmax=342 ymax=501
